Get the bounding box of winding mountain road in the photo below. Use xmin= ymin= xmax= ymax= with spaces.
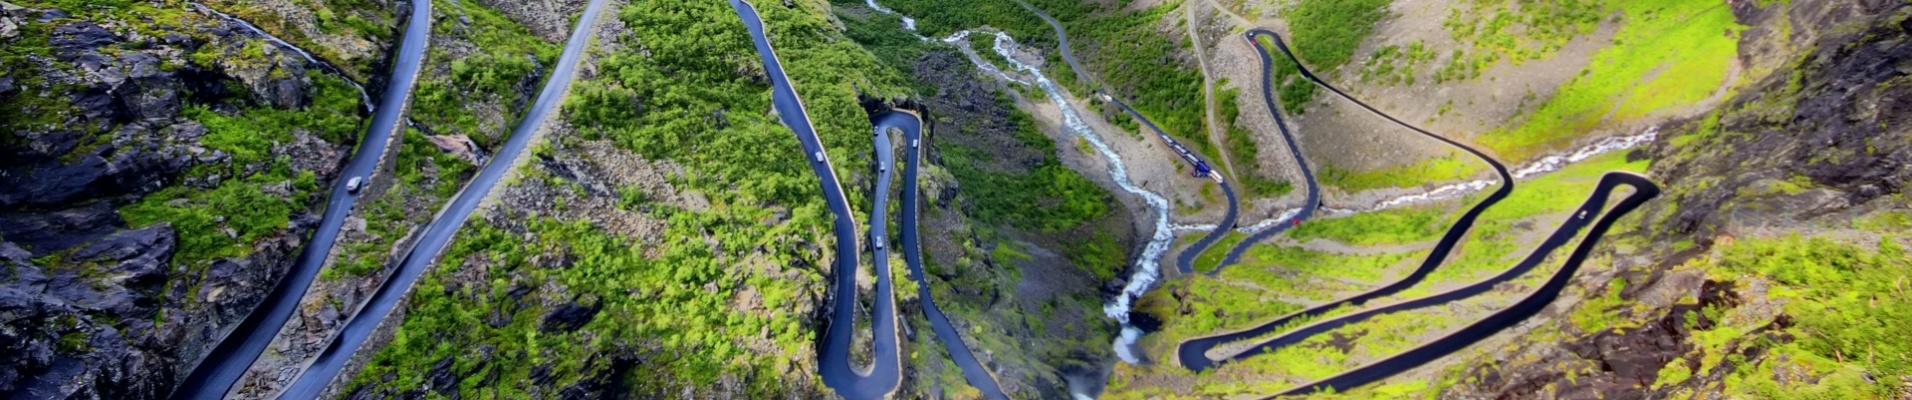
xmin=1175 ymin=29 xmax=1660 ymax=398
xmin=731 ymin=1 xmax=903 ymax=399
xmin=1176 ymin=27 xmax=1516 ymax=374
xmin=1251 ymin=172 xmax=1658 ymax=397
xmin=269 ymin=0 xmax=607 ymax=397
xmin=168 ymin=1 xmax=433 ymax=398
xmin=1013 ymin=0 xmax=1316 ymax=277
xmin=879 ymin=110 xmax=1011 ymax=399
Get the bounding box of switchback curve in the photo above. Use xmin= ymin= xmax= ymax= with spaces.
xmin=1010 ymin=0 xmax=1230 ymax=278
xmin=878 ymin=110 xmax=1010 ymax=399
xmin=1173 ymin=28 xmax=1517 ymax=373
xmin=731 ymin=1 xmax=903 ymax=398
xmin=1255 ymin=172 xmax=1659 ymax=397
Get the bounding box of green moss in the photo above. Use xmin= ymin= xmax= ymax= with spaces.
xmin=57 ymin=329 xmax=92 ymax=353
xmin=1064 ymin=231 xmax=1126 ymax=281
xmin=1688 ymin=235 xmax=1912 ymax=398
xmin=117 ymin=72 xmax=363 ymax=271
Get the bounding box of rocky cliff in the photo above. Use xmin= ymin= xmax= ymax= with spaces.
xmin=1 ymin=1 xmax=358 ymax=397
xmin=1443 ymin=1 xmax=1911 ymax=398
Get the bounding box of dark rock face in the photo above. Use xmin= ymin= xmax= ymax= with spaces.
xmin=539 ymin=301 xmax=601 ymax=333
xmin=0 ymin=228 xmax=177 ymax=399
xmin=1449 ymin=3 xmax=1911 ymax=398
xmin=0 ymin=4 xmax=349 ymax=399
xmin=1659 ymin=1 xmax=1912 ymax=239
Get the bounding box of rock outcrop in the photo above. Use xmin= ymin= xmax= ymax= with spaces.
xmin=0 ymin=3 xmax=354 ymax=398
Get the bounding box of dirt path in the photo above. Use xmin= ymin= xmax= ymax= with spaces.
xmin=1185 ymin=1 xmax=1239 ymax=180
xmin=1202 ymin=0 xmax=1252 ymax=28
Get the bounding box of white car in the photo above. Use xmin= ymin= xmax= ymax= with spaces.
xmin=910 ymin=139 xmax=918 ymax=149
xmin=345 ymin=176 xmax=365 ymax=194
xmin=813 ymin=151 xmax=824 ymax=163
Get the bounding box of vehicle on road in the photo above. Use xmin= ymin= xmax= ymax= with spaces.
xmin=345 ymin=176 xmax=365 ymax=194
xmin=814 ymin=151 xmax=825 ymax=163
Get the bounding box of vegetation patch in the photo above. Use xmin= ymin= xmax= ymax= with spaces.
xmin=1254 ymin=35 xmax=1317 ymax=114
xmin=1216 ymin=86 xmax=1292 ymax=197
xmin=940 ymin=119 xmax=1111 ymax=231
xmin=409 ymin=0 xmax=562 ymax=149
xmin=119 ymin=73 xmax=364 ymax=271
xmin=1441 ymin=0 xmax=1606 ymax=72
xmin=1320 ymin=155 xmax=1485 ymax=192
xmin=1479 ymin=0 xmax=1741 ymax=160
xmin=1358 ymin=40 xmax=1437 ymax=86
xmin=1669 ymin=235 xmax=1912 ymax=398
xmin=1285 ymin=0 xmax=1391 ymax=71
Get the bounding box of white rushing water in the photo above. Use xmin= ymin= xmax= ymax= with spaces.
xmin=1168 ymin=207 xmax=1299 ymax=235
xmin=1350 ymin=126 xmax=1661 ymax=212
xmin=966 ymin=32 xmax=1174 ymax=363
xmin=863 ymin=0 xmax=918 ymax=32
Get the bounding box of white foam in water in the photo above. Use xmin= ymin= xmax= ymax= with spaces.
xmin=1353 ymin=126 xmax=1660 ymax=212
xmin=863 ymin=0 xmax=917 ymax=32
xmin=1236 ymin=208 xmax=1301 ymax=234
xmin=973 ymin=32 xmax=1173 ymax=363
xmin=1513 ymin=126 xmax=1658 ymax=179
xmin=1169 ymin=223 xmax=1217 ymax=233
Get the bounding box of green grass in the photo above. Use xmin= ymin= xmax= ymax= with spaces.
xmin=1290 ymin=206 xmax=1451 ymax=246
xmin=118 ymin=72 xmax=365 ymax=271
xmin=358 ymin=0 xmax=916 ymax=394
xmin=1320 ymin=155 xmax=1485 ymax=192
xmin=1216 ymin=86 xmax=1293 ymax=197
xmin=1358 ymin=40 xmax=1436 ymax=86
xmin=1255 ymin=35 xmax=1318 ymax=114
xmin=1442 ymin=0 xmax=1605 ymax=69
xmin=409 ymin=0 xmax=561 ymax=149
xmin=1676 ymin=235 xmax=1912 ymax=398
xmin=1415 ymin=151 xmax=1647 ymax=286
xmin=1479 ymin=0 xmax=1742 ymax=160
xmin=1136 ymin=277 xmax=1305 ymax=350
xmin=1286 ymin=0 xmax=1392 ymax=71
xmin=1192 ymin=231 xmax=1248 ymax=273
xmin=1233 ymin=245 xmax=1419 ymax=284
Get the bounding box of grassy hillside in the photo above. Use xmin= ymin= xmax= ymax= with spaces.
xmin=349 ymin=0 xmax=914 ymax=396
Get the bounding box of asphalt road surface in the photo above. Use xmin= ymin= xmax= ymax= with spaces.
xmin=167 ymin=1 xmax=433 ymax=397
xmin=732 ymin=1 xmax=902 ymax=398
xmin=1176 ymin=27 xmax=1517 ymax=374
xmin=878 ymin=110 xmax=1010 ymax=399
xmin=1254 ymin=172 xmax=1659 ymax=397
xmin=271 ymin=0 xmax=606 ymax=397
